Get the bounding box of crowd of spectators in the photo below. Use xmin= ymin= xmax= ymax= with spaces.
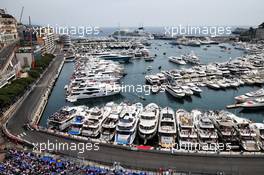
xmin=0 ymin=149 xmax=148 ymax=175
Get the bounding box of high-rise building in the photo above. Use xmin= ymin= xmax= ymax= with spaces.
xmin=36 ymin=27 xmax=56 ymax=54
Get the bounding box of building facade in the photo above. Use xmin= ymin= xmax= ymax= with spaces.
xmin=0 ymin=9 xmax=18 ymax=49
xmin=36 ymin=27 xmax=56 ymax=54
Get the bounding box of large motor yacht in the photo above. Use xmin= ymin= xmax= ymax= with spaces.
xmin=235 ymin=88 xmax=264 ymax=103
xmin=176 ymin=109 xmax=198 ymax=149
xmin=168 ymin=56 xmax=186 ymax=65
xmin=66 ymin=82 xmax=121 ymax=102
xmin=193 ymin=110 xmax=218 ymax=151
xmin=114 ymin=103 xmax=143 ymax=145
xmin=251 ymin=123 xmax=264 ymax=151
xmin=47 ymin=106 xmax=87 ymax=131
xmin=82 ymin=107 xmax=110 ymax=138
xmin=158 ymin=107 xmax=177 ymax=148
xmin=100 ymin=102 xmax=125 ymax=141
xmin=138 ymin=103 xmax=160 ymax=144
xmin=211 ymin=110 xmax=240 ymax=150
xmin=238 ymin=97 xmax=264 ymax=109
xmin=165 ymin=85 xmax=185 ymax=98
xmin=232 ymin=116 xmax=260 ymax=152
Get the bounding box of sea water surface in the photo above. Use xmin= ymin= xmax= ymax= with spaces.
xmin=40 ymin=40 xmax=264 ymax=127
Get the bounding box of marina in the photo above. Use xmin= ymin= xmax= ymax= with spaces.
xmin=41 ymin=39 xmax=264 ymax=128
xmin=2 ymin=0 xmax=264 ymax=174
xmin=37 ymin=36 xmax=264 ymax=153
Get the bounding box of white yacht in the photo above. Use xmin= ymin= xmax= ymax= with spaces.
xmin=114 ymin=103 xmax=143 ymax=145
xmin=181 ymin=85 xmax=194 ymax=96
xmin=66 ymin=83 xmax=121 ymax=102
xmin=187 ymin=83 xmax=202 ymax=94
xmin=165 ymin=85 xmax=185 ymax=98
xmin=212 ymin=110 xmax=240 ymax=150
xmin=145 ymin=75 xmax=160 ymax=85
xmin=226 ymin=78 xmax=240 ymax=88
xmin=158 ymin=107 xmax=177 ymax=148
xmin=100 ymin=102 xmax=125 ymax=141
xmin=217 ymin=79 xmax=230 ymax=89
xmin=182 ymin=51 xmax=200 ymax=64
xmin=138 ymin=103 xmax=160 ymax=144
xmin=47 ymin=106 xmax=87 ymax=131
xmin=251 ymin=123 xmax=264 ymax=150
xmin=82 ymin=107 xmax=110 ymax=138
xmin=232 ymin=116 xmax=260 ymax=151
xmin=168 ymin=56 xmax=186 ymax=65
xmin=206 ymin=81 xmax=221 ymax=90
xmin=71 ymin=73 xmax=121 ymax=83
xmin=176 ymin=109 xmax=198 ymax=149
xmin=193 ymin=110 xmax=218 ymax=151
xmin=235 ymin=88 xmax=264 ymax=103
xmin=239 ymin=97 xmax=264 ymax=109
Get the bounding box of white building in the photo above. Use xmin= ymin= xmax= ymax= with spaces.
xmin=42 ymin=33 xmax=55 ymax=54
xmin=37 ymin=27 xmax=56 ymax=54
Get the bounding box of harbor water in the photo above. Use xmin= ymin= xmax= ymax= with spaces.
xmin=40 ymin=40 xmax=264 ymax=127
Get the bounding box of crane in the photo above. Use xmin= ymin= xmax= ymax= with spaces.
xmin=19 ymin=6 xmax=24 ymax=24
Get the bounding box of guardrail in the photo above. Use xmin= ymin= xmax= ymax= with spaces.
xmin=35 ymin=125 xmax=264 ymax=158
xmin=2 ymin=122 xmax=33 ymax=147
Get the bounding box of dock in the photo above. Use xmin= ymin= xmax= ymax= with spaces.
xmin=226 ymin=104 xmax=242 ymax=109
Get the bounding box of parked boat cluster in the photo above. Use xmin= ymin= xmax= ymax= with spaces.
xmin=47 ymin=102 xmax=264 ymax=152
xmin=65 ymin=56 xmax=125 ymax=102
xmin=169 ymin=36 xmax=219 ymax=47
xmin=74 ymin=40 xmax=153 ymax=62
xmin=145 ymin=51 xmax=264 ymax=98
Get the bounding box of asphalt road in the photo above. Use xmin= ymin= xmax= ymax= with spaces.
xmin=5 ymin=50 xmax=264 ymax=175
